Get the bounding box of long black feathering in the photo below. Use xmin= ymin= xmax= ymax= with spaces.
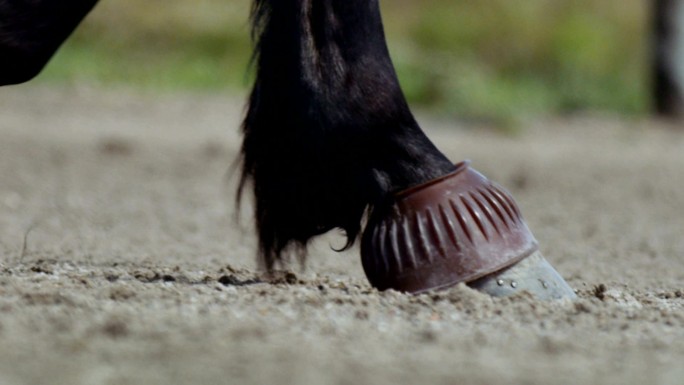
xmin=238 ymin=0 xmax=455 ymax=270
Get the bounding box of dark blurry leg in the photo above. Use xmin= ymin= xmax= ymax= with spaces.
xmin=0 ymin=0 xmax=99 ymax=85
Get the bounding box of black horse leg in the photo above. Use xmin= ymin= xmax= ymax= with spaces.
xmin=653 ymin=0 xmax=684 ymax=117
xmin=0 ymin=0 xmax=100 ymax=85
xmin=239 ymin=0 xmax=455 ymax=269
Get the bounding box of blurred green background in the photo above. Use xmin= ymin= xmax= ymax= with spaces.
xmin=36 ymin=0 xmax=649 ymax=123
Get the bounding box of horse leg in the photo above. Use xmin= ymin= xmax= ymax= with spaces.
xmin=239 ymin=0 xmax=456 ymax=269
xmin=0 ymin=0 xmax=100 ymax=85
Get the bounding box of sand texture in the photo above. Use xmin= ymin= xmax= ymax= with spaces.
xmin=1 ymin=84 xmax=683 ymax=385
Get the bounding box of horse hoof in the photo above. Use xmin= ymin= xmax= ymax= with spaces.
xmin=468 ymin=250 xmax=576 ymax=300
xmin=361 ymin=160 xmax=576 ymax=300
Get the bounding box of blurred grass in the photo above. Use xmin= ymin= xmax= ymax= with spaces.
xmin=36 ymin=0 xmax=650 ymax=123
xmin=38 ymin=0 xmax=253 ymax=91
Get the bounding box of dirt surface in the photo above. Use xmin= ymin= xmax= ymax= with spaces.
xmin=1 ymin=84 xmax=683 ymax=385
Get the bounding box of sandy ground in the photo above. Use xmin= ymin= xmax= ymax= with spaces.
xmin=0 ymin=84 xmax=683 ymax=385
